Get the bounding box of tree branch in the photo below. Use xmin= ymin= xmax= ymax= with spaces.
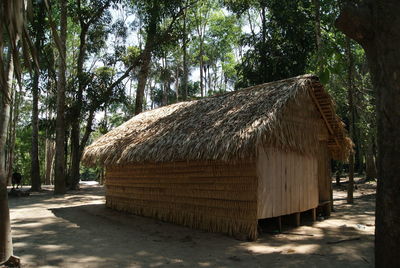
xmin=79 ymin=108 xmax=95 ymax=155
xmin=87 ymin=0 xmax=112 ymax=26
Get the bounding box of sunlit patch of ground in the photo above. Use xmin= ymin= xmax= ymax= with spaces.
xmin=8 ymin=179 xmax=375 ymax=267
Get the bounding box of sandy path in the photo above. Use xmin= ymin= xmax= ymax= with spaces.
xmin=8 ymin=181 xmax=375 ymax=268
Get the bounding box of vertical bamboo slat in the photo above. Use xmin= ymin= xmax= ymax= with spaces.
xmin=256 ymin=146 xmax=319 ymax=219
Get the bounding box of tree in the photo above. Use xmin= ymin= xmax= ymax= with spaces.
xmin=181 ymin=0 xmax=189 ymax=101
xmin=225 ymin=0 xmax=315 ymax=88
xmin=53 ymin=0 xmax=68 ymax=194
xmin=30 ymin=0 xmax=47 ymax=192
xmin=0 ymin=0 xmax=35 ymax=263
xmin=345 ymin=37 xmax=355 ymax=204
xmin=68 ymin=0 xmax=115 ymax=190
xmin=336 ymin=1 xmax=400 ymax=267
xmin=192 ymin=0 xmax=214 ymax=97
xmin=132 ymin=0 xmax=194 ymax=115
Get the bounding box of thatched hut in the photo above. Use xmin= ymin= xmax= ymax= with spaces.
xmin=82 ymin=74 xmax=352 ymax=240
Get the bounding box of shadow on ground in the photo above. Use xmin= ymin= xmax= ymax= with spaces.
xmin=9 ymin=184 xmax=375 ymax=268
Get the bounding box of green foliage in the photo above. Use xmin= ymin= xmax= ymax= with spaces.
xmin=7 ymin=0 xmax=376 ymax=186
xmin=230 ymin=0 xmax=315 ymax=88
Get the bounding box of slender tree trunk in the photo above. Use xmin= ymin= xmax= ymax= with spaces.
xmin=345 ymin=37 xmax=355 ymax=204
xmin=313 ymin=0 xmax=322 ymax=71
xmin=260 ymin=5 xmax=267 ymax=81
xmin=336 ymin=2 xmax=400 ymax=266
xmin=44 ymin=83 xmax=54 ymax=186
xmin=30 ymin=69 xmax=41 ymax=191
xmin=6 ymin=84 xmax=20 ymax=186
xmin=207 ymin=65 xmax=211 ymax=94
xmin=182 ymin=6 xmax=189 ymax=101
xmin=69 ymin=123 xmax=81 ymax=189
xmin=175 ymin=66 xmax=179 ymax=101
xmin=199 ymin=40 xmax=204 ymax=97
xmin=68 ymin=25 xmax=88 ymax=190
xmin=0 ymin=56 xmax=14 ymax=264
xmin=54 ymin=0 xmax=68 ymax=194
xmin=45 ymin=139 xmax=55 ymax=185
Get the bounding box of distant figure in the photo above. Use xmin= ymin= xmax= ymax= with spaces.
xmin=12 ymin=172 xmax=22 ymax=189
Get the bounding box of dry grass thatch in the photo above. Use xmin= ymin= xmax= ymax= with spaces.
xmin=105 ymin=160 xmax=259 ymax=240
xmin=82 ymin=74 xmax=352 ymax=166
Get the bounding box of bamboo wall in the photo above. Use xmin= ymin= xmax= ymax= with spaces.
xmin=257 ymin=146 xmax=319 ymax=219
xmin=105 ymin=160 xmax=259 ymax=240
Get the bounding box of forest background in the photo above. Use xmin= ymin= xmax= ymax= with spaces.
xmin=3 ymin=0 xmax=376 ymax=191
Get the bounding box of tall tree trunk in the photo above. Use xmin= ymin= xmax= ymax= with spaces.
xmin=44 ymin=82 xmax=54 ymax=186
xmin=336 ymin=2 xmax=400 ymax=266
xmin=135 ymin=49 xmax=152 ymax=115
xmin=68 ymin=23 xmax=89 ymax=190
xmin=182 ymin=6 xmax=188 ymax=101
xmin=0 ymin=56 xmax=14 ymax=264
xmin=260 ymin=5 xmax=267 ymax=81
xmin=345 ymin=37 xmax=355 ymax=204
xmin=207 ymin=65 xmax=211 ymax=94
xmin=45 ymin=139 xmax=55 ymax=185
xmin=199 ymin=40 xmax=204 ymax=97
xmin=6 ymin=84 xmax=20 ymax=185
xmin=69 ymin=123 xmax=81 ymax=189
xmin=175 ymin=66 xmax=179 ymax=101
xmin=135 ymin=2 xmax=159 ymax=115
xmin=30 ymin=69 xmax=41 ymax=191
xmin=313 ymin=0 xmax=322 ymax=71
xmin=30 ymin=0 xmax=46 ymax=192
xmin=54 ymin=0 xmax=68 ymax=194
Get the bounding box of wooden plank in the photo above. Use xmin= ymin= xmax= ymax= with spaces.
xmin=287 ymin=151 xmax=292 ymax=215
xmin=270 ymin=149 xmax=277 ymax=217
xmin=266 ymin=149 xmax=273 ymax=218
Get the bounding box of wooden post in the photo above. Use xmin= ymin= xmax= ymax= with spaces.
xmin=277 ymin=216 xmax=282 ymax=232
xmin=295 ymin=213 xmax=301 ymax=226
xmin=312 ymin=208 xmax=317 ymax=221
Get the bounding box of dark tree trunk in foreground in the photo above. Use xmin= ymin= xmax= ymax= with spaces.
xmin=336 ymin=1 xmax=400 ymax=267
xmin=54 ymin=0 xmax=68 ymax=194
xmin=0 ymin=57 xmax=14 ymax=264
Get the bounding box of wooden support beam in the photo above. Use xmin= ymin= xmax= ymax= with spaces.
xmin=277 ymin=216 xmax=282 ymax=232
xmin=295 ymin=212 xmax=301 ymax=227
xmin=312 ymin=208 xmax=317 ymax=221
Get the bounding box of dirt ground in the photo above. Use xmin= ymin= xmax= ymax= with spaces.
xmin=8 ymin=179 xmax=375 ymax=268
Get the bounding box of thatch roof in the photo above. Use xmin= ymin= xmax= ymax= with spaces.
xmin=82 ymin=74 xmax=352 ymax=166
